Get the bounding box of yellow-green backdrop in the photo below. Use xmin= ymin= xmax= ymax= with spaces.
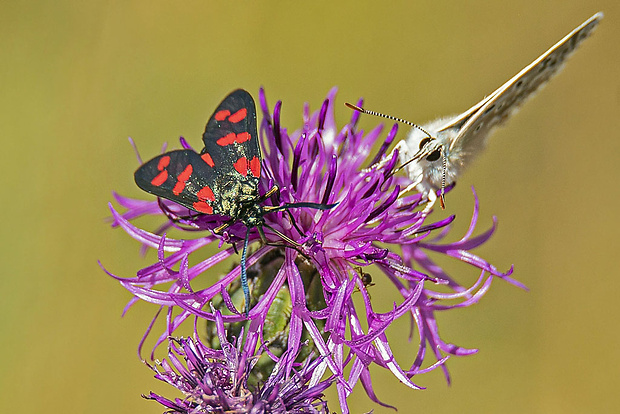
xmin=1 ymin=1 xmax=618 ymax=413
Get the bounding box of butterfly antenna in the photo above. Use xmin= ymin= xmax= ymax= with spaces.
xmin=345 ymin=102 xmax=432 ymax=138
xmin=240 ymin=228 xmax=251 ymax=316
xmin=439 ymin=149 xmax=447 ymax=210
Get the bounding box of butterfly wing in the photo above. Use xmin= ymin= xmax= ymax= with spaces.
xmin=402 ymin=13 xmax=601 ymax=203
xmin=134 ymin=149 xmax=225 ymax=215
xmin=445 ymin=12 xmax=602 ymax=157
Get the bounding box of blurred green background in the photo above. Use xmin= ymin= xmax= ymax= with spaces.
xmin=1 ymin=1 xmax=618 ymax=413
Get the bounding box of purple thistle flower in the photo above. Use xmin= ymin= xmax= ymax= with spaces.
xmin=144 ymin=310 xmax=333 ymax=413
xmin=104 ymin=87 xmax=523 ymax=412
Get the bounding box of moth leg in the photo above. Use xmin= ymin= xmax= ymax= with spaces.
xmin=258 ymin=185 xmax=280 ymax=202
xmin=261 ymin=207 xmax=304 ymax=237
xmin=213 ymin=220 xmax=241 ymax=255
xmin=258 ymin=224 xmax=311 ymax=261
xmin=285 ymin=210 xmax=305 ymax=236
xmin=213 ymin=220 xmax=234 ymax=235
xmin=259 ymin=223 xmax=300 ymax=247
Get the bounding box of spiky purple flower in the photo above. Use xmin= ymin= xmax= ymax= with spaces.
xmin=104 ymin=87 xmax=523 ymax=413
xmin=145 ymin=310 xmax=333 ymax=413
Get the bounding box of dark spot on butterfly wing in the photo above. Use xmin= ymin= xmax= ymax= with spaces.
xmin=483 ymin=104 xmax=496 ymax=115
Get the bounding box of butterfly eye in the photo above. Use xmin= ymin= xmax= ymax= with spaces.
xmin=418 ymin=137 xmax=441 ymax=161
xmin=426 ymin=149 xmax=441 ymax=162
xmin=419 ymin=137 xmax=432 ymax=150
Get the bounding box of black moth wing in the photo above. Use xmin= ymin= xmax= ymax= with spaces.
xmin=201 ymin=89 xmax=261 ymax=183
xmin=134 ymin=90 xmax=263 ymax=219
xmin=196 ymin=89 xmax=262 ymax=218
xmin=134 ymin=149 xmax=225 ymax=216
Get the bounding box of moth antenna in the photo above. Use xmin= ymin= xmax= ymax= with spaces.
xmin=345 ymin=102 xmax=432 ymax=138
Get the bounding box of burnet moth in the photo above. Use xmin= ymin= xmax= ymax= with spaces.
xmin=135 ymin=89 xmax=334 ymax=315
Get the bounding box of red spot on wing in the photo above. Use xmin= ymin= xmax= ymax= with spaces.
xmin=235 ymin=132 xmax=251 ymax=143
xmin=172 ymin=164 xmax=193 ymax=195
xmin=193 ymin=201 xmax=213 ymax=214
xmin=214 ymin=110 xmax=231 ymax=121
xmin=228 ymin=108 xmax=247 ymax=123
xmin=172 ymin=181 xmax=185 ymax=195
xmin=177 ymin=164 xmax=193 ymax=181
xmin=193 ymin=185 xmax=215 ymax=214
xmin=234 ymin=157 xmax=248 ymax=176
xmin=197 ymin=186 xmax=215 ymax=201
xmin=249 ymin=156 xmax=260 ymax=178
xmin=157 ymin=156 xmax=170 ymax=170
xmin=151 ymin=170 xmax=168 ymax=186
xmin=216 ymin=132 xmax=251 ymax=146
xmin=217 ymin=133 xmax=237 ymax=146
xmin=201 ymin=152 xmax=214 ymax=167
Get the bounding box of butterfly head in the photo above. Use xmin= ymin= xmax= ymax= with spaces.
xmin=405 ymin=131 xmax=448 ymax=209
xmin=345 ymin=102 xmax=449 ymax=209
xmin=414 ymin=136 xmax=443 ymax=163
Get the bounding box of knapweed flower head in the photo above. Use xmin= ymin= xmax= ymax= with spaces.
xmin=105 ymin=87 xmax=524 ymax=413
xmin=144 ymin=310 xmax=333 ymax=413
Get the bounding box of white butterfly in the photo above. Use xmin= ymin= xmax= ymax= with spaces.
xmin=349 ymin=12 xmax=602 ymax=210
